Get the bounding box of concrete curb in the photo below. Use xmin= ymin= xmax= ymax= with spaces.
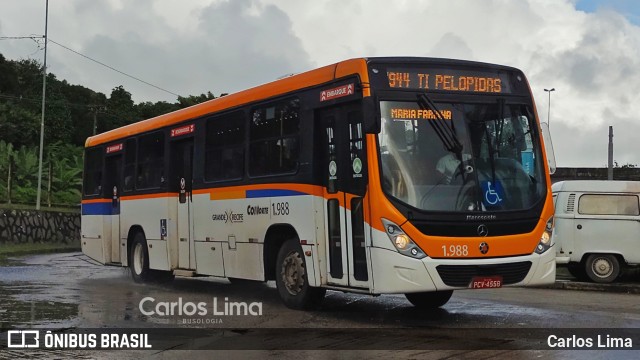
xmin=538 ymin=280 xmax=640 ymax=294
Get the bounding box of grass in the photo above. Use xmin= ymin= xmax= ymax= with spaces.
xmin=0 ymin=242 xmax=80 ymax=264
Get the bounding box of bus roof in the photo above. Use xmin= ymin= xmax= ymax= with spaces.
xmin=85 ymin=56 xmax=524 ymax=148
xmin=552 ymin=180 xmax=640 ymax=194
xmin=85 ymin=57 xmax=370 ymax=148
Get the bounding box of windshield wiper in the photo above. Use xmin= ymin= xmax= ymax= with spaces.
xmin=416 ymin=93 xmax=463 ymax=154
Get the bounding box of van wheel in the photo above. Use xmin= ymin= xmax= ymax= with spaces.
xmin=585 ymin=254 xmax=620 ymax=283
xmin=405 ymin=290 xmax=453 ymax=309
xmin=275 ymin=239 xmax=325 ymax=310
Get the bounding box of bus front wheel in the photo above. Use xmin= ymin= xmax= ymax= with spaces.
xmin=405 ymin=290 xmax=453 ymax=309
xmin=585 ymin=254 xmax=620 ymax=283
xmin=275 ymin=239 xmax=325 ymax=310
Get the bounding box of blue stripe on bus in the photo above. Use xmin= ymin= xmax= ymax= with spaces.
xmin=245 ymin=189 xmax=307 ymax=198
xmin=82 ymin=202 xmax=120 ymax=216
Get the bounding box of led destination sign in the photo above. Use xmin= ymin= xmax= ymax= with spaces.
xmin=386 ymin=68 xmax=512 ymax=93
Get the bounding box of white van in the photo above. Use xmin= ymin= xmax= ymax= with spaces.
xmin=552 ymin=180 xmax=640 ymax=283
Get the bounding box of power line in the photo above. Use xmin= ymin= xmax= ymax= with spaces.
xmin=2 ymin=35 xmax=181 ymax=98
xmin=0 ymin=35 xmax=43 ymax=40
xmin=47 ymin=38 xmax=180 ymax=97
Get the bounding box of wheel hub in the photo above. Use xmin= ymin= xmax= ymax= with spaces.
xmin=133 ymin=243 xmax=144 ymax=275
xmin=281 ymin=250 xmax=305 ymax=296
xmin=592 ymin=258 xmax=612 ymax=278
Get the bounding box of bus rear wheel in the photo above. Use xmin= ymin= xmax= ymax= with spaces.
xmin=405 ymin=290 xmax=453 ymax=309
xmin=585 ymin=254 xmax=620 ymax=283
xmin=275 ymin=239 xmax=325 ymax=310
xmin=130 ymin=232 xmax=152 ymax=283
xmin=130 ymin=232 xmax=174 ymax=283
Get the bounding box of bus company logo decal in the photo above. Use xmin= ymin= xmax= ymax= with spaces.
xmin=479 ymin=242 xmax=489 ymax=254
xmin=212 ymin=210 xmax=244 ymax=223
xmin=320 ymin=83 xmax=354 ymax=102
xmin=247 ymin=205 xmax=269 ymax=216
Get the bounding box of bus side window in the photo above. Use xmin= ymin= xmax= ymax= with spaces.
xmin=204 ymin=111 xmax=245 ymax=182
xmin=84 ymin=147 xmax=104 ymax=196
xmin=123 ymin=138 xmax=136 ymax=192
xmin=249 ymin=98 xmax=300 ymax=177
xmin=137 ymin=132 xmax=165 ymax=189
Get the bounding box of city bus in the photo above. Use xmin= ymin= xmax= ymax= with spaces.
xmin=81 ymin=57 xmax=556 ymax=310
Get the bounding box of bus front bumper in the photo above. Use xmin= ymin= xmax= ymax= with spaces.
xmin=369 ymin=245 xmax=556 ymax=294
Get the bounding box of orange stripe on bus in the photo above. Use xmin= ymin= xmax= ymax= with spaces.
xmin=208 ymin=190 xmax=246 ymax=201
xmin=81 ymin=199 xmax=111 ymax=204
xmin=121 ymin=192 xmax=177 ymax=201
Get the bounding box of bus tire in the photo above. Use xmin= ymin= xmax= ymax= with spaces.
xmin=405 ymin=290 xmax=453 ymax=309
xmin=130 ymin=232 xmax=153 ymax=283
xmin=275 ymin=239 xmax=325 ymax=310
xmin=585 ymin=254 xmax=620 ymax=283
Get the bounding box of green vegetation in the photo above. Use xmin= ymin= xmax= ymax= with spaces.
xmin=0 ymin=242 xmax=80 ymax=264
xmin=0 ymin=52 xmax=224 ymax=207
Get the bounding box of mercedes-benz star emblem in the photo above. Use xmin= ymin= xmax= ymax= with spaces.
xmin=479 ymin=242 xmax=489 ymax=254
xmin=477 ymin=224 xmax=489 ymax=237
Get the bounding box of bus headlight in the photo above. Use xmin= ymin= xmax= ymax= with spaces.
xmin=381 ymin=218 xmax=426 ymax=259
xmin=535 ymin=216 xmax=554 ymax=254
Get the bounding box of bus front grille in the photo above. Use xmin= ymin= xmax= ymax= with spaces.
xmin=435 ymin=261 xmax=532 ymax=287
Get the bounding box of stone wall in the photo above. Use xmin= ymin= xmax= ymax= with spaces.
xmin=551 ymin=167 xmax=640 ymax=183
xmin=0 ymin=207 xmax=80 ymax=245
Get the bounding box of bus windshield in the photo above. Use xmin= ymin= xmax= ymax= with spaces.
xmin=378 ymin=99 xmax=546 ymax=212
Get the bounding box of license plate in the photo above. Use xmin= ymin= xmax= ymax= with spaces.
xmin=469 ymin=276 xmax=503 ymax=289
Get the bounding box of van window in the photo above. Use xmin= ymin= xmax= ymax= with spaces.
xmin=578 ymin=194 xmax=640 ymax=216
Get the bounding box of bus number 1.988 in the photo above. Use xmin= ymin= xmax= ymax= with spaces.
xmin=272 ymin=202 xmax=290 ymax=216
xmin=442 ymin=245 xmax=468 ymax=257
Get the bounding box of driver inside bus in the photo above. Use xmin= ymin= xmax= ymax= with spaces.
xmin=436 ymin=153 xmax=471 ymax=184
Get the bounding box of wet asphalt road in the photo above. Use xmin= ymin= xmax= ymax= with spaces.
xmin=1 ymin=252 xmax=640 ymax=359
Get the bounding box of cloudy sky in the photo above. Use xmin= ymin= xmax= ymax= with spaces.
xmin=1 ymin=0 xmax=639 ymax=167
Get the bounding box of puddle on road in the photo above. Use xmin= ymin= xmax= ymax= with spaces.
xmin=0 ymin=287 xmax=78 ymax=330
xmin=0 ymin=252 xmax=125 ymax=330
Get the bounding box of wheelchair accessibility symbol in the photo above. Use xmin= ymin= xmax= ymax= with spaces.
xmin=481 ymin=181 xmax=504 ymax=206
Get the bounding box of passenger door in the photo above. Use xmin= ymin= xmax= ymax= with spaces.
xmin=104 ymin=153 xmax=122 ymax=263
xmin=171 ymin=138 xmax=195 ymax=269
xmin=319 ymin=104 xmax=370 ymax=288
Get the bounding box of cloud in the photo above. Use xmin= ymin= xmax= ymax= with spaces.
xmin=1 ymin=0 xmax=640 ymax=166
xmin=32 ymin=0 xmax=312 ymax=102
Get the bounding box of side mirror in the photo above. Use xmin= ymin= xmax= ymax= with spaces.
xmin=540 ymin=122 xmax=556 ymax=175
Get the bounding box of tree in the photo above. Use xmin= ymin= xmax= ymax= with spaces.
xmin=0 ymin=103 xmax=41 ymax=148
xmin=104 ymin=85 xmax=137 ymax=130
xmin=136 ymin=100 xmax=180 ymax=120
xmin=12 ymin=145 xmax=39 ymax=204
xmin=177 ymin=91 xmax=216 ymax=108
xmin=0 ymin=140 xmax=15 ymax=203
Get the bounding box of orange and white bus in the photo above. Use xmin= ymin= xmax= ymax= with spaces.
xmin=82 ymin=57 xmax=556 ymax=310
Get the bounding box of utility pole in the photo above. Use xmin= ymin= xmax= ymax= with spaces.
xmin=36 ymin=0 xmax=49 ymax=210
xmin=92 ymin=106 xmax=106 ymax=135
xmin=608 ymin=126 xmax=614 ymax=180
